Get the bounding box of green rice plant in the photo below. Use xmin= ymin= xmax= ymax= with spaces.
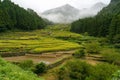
xmin=0 ymin=25 xmax=81 ymax=54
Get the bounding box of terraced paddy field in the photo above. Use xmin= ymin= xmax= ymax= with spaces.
xmin=0 ymin=25 xmax=82 ymax=64
xmin=4 ymin=50 xmax=75 ymax=64
xmin=0 ymin=26 xmax=81 ymax=55
xmin=0 ymin=37 xmax=80 ymax=54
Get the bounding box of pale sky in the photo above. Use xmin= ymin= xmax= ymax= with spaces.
xmin=11 ymin=0 xmax=111 ymax=13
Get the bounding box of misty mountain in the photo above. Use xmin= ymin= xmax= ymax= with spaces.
xmin=41 ymin=2 xmax=107 ymax=23
xmin=79 ymin=2 xmax=107 ymax=18
xmin=41 ymin=4 xmax=80 ymax=23
xmin=91 ymin=2 xmax=107 ymax=10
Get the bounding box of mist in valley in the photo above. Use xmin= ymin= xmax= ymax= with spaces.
xmin=40 ymin=2 xmax=107 ymax=23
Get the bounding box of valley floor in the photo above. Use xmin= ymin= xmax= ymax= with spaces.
xmin=0 ymin=24 xmax=119 ymax=80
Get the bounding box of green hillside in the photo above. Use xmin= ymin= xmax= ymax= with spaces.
xmin=71 ymin=0 xmax=120 ymax=43
xmin=0 ymin=0 xmax=46 ymax=32
xmin=0 ymin=58 xmax=43 ymax=80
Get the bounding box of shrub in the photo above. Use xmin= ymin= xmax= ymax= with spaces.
xmin=34 ymin=62 xmax=47 ymax=74
xmin=18 ymin=60 xmax=34 ymax=70
xmin=56 ymin=66 xmax=70 ymax=80
xmin=85 ymin=41 xmax=101 ymax=54
xmin=56 ymin=60 xmax=118 ymax=80
xmin=98 ymin=38 xmax=109 ymax=45
xmin=65 ymin=60 xmax=92 ymax=80
xmin=102 ymin=48 xmax=120 ymax=64
xmin=112 ymin=70 xmax=120 ymax=80
xmin=73 ymin=49 xmax=85 ymax=58
xmin=87 ymin=63 xmax=118 ymax=80
xmin=83 ymin=32 xmax=89 ymax=36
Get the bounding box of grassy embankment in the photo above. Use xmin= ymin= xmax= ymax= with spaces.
xmin=0 ymin=58 xmax=44 ymax=80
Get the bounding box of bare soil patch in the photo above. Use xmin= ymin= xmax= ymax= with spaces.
xmin=4 ymin=50 xmax=75 ymax=64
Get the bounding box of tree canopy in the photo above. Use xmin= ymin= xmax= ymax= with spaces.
xmin=71 ymin=0 xmax=120 ymax=43
xmin=0 ymin=0 xmax=46 ymax=32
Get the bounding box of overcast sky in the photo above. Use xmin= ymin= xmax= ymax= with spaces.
xmin=11 ymin=0 xmax=111 ymax=13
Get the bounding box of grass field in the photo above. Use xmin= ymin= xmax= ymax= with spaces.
xmin=0 ymin=24 xmax=81 ymax=54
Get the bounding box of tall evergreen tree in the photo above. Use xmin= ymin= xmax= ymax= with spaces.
xmin=0 ymin=0 xmax=47 ymax=32
xmin=71 ymin=0 xmax=120 ymax=43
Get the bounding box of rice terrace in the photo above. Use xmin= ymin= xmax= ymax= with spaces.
xmin=0 ymin=25 xmax=80 ymax=63
xmin=0 ymin=0 xmax=120 ymax=80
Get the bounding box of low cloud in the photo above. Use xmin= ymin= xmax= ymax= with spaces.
xmin=41 ymin=2 xmax=107 ymax=23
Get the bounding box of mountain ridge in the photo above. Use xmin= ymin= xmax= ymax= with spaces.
xmin=42 ymin=4 xmax=79 ymax=15
xmin=41 ymin=2 xmax=107 ymax=23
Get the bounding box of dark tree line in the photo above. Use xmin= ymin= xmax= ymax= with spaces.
xmin=0 ymin=0 xmax=47 ymax=32
xmin=71 ymin=0 xmax=120 ymax=43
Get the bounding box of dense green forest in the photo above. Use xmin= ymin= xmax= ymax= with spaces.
xmin=0 ymin=0 xmax=46 ymax=32
xmin=71 ymin=0 xmax=120 ymax=43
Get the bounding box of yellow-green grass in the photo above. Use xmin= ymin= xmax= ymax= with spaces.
xmin=45 ymin=24 xmax=82 ymax=38
xmin=0 ymin=25 xmax=82 ymax=40
xmin=50 ymin=30 xmax=82 ymax=38
xmin=32 ymin=41 xmax=80 ymax=53
xmin=0 ymin=37 xmax=80 ymax=53
xmin=0 ymin=25 xmax=82 ymax=54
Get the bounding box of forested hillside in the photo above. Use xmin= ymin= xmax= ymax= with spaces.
xmin=0 ymin=0 xmax=46 ymax=32
xmin=71 ymin=0 xmax=120 ymax=43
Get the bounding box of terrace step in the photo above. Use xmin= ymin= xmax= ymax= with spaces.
xmin=26 ymin=50 xmax=75 ymax=58
xmin=26 ymin=54 xmax=58 ymax=58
